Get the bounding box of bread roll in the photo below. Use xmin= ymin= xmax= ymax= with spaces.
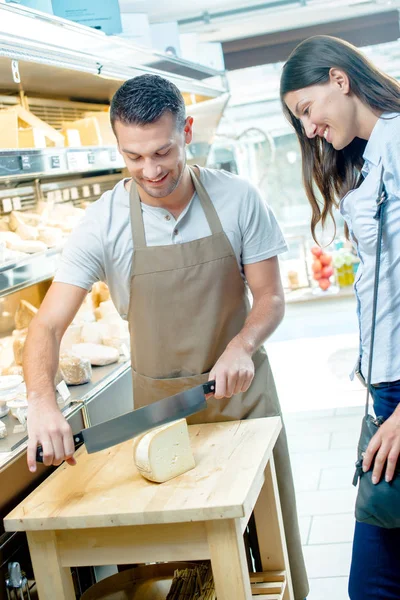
xmin=13 ymin=334 xmax=26 ymax=366
xmin=14 ymin=300 xmax=38 ymax=330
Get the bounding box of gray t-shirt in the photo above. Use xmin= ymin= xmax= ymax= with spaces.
xmin=54 ymin=167 xmax=288 ymax=318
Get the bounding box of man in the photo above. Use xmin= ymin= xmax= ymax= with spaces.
xmin=24 ymin=74 xmax=308 ymax=599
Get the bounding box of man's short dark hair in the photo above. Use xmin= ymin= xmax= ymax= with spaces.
xmin=110 ymin=74 xmax=186 ymax=131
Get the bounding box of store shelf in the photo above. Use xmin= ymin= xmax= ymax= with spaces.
xmin=0 ymin=146 xmax=125 ymax=181
xmin=0 ymin=358 xmax=131 ymax=470
xmin=0 ymin=4 xmax=227 ymax=102
xmin=0 ymin=247 xmax=61 ymax=297
xmin=285 ymin=285 xmax=355 ymax=304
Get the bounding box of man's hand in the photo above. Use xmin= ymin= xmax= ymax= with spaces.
xmin=27 ymin=402 xmax=76 ymax=472
xmin=209 ymin=339 xmax=255 ymax=399
xmin=363 ymin=406 xmax=400 ymax=484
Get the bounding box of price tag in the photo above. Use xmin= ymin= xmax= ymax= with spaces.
xmin=63 ymin=188 xmax=71 ymax=201
xmin=51 ymin=155 xmax=61 ymax=169
xmin=21 ymin=155 xmax=31 ymax=170
xmin=12 ymin=196 xmax=21 ymax=210
xmin=93 ymin=183 xmax=101 ymax=195
xmin=56 ymin=380 xmax=71 ymax=402
xmin=54 ymin=190 xmax=62 ymax=202
xmin=67 ymin=153 xmax=78 ymax=171
xmin=82 ymin=185 xmax=91 ymax=198
xmin=121 ymin=344 xmax=130 ymax=360
xmin=13 ymin=424 xmax=26 ymax=434
xmin=70 ymin=187 xmax=79 ymax=200
xmin=2 ymin=198 xmax=12 ymax=213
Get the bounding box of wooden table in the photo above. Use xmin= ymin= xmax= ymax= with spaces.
xmin=4 ymin=417 xmax=294 ymax=600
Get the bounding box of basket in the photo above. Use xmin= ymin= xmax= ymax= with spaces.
xmin=81 ymin=563 xmax=288 ymax=600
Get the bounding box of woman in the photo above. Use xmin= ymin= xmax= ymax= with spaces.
xmin=280 ymin=35 xmax=400 ymax=600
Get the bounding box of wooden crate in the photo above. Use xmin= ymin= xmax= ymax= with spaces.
xmin=250 ymin=571 xmax=287 ymax=599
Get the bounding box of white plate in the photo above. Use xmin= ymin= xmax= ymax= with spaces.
xmin=0 ymin=375 xmax=23 ymax=392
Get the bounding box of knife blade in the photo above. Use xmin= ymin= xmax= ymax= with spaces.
xmin=36 ymin=380 xmax=215 ymax=462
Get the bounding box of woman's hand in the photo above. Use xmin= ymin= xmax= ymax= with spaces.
xmin=363 ymin=405 xmax=400 ymax=483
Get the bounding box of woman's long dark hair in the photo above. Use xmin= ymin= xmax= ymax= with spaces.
xmin=280 ymin=35 xmax=400 ymax=242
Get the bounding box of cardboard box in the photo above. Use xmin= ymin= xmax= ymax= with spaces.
xmin=52 ymin=0 xmax=122 ymax=35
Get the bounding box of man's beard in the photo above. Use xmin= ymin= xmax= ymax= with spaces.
xmin=135 ymin=158 xmax=187 ymax=199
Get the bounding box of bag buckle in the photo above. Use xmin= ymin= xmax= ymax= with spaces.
xmin=353 ymin=459 xmax=364 ymax=487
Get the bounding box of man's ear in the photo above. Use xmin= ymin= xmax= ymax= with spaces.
xmin=184 ymin=116 xmax=194 ymax=144
xmin=329 ymin=68 xmax=350 ymax=94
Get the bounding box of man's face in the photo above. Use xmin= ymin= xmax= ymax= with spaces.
xmin=115 ymin=112 xmax=193 ymax=198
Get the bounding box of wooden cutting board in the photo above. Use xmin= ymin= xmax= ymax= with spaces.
xmin=5 ymin=417 xmax=282 ymax=532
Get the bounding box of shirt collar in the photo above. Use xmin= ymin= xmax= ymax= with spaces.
xmin=362 ymin=115 xmax=384 ymax=168
xmin=362 ymin=112 xmax=400 ymax=170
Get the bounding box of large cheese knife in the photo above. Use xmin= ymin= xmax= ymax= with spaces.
xmin=36 ymin=380 xmax=215 ymax=462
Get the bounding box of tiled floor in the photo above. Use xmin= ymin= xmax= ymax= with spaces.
xmin=268 ymin=296 xmax=363 ymax=599
xmin=285 ymin=406 xmax=362 ymax=599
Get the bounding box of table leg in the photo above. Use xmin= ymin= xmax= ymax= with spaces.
xmin=27 ymin=531 xmax=75 ymax=600
xmin=206 ymin=518 xmax=252 ymax=600
xmin=253 ymin=456 xmax=294 ymax=600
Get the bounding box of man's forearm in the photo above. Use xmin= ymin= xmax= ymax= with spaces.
xmin=229 ymin=292 xmax=285 ymax=355
xmin=24 ymin=317 xmax=61 ymax=407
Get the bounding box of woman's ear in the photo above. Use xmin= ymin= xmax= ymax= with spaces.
xmin=329 ymin=68 xmax=350 ymax=94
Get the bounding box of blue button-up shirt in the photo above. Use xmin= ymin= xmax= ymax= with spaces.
xmin=340 ymin=113 xmax=400 ymax=384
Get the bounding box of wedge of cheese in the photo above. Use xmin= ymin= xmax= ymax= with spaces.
xmin=71 ymin=343 xmax=119 ymax=366
xmin=58 ymin=354 xmax=92 ymax=386
xmin=134 ymin=419 xmax=195 ymax=483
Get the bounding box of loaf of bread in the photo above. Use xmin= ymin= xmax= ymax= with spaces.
xmin=91 ymin=282 xmax=110 ymax=309
xmin=6 ymin=239 xmax=47 ymax=253
xmin=58 ymin=353 xmax=92 ymax=385
xmin=80 ymin=322 xmax=109 ymax=345
xmin=2 ymin=364 xmax=24 ymax=378
xmin=9 ymin=212 xmax=39 ymax=240
xmin=94 ymin=299 xmax=120 ymax=322
xmin=13 ymin=334 xmax=26 ymax=366
xmin=0 ymin=231 xmax=21 ymax=246
xmin=38 ymin=227 xmax=64 ymax=248
xmin=14 ymin=300 xmax=38 ymax=330
xmin=60 ymin=324 xmax=82 ymax=351
xmin=71 ymin=343 xmax=119 ymax=366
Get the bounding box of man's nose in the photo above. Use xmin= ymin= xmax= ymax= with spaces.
xmin=142 ymin=161 xmax=162 ymax=180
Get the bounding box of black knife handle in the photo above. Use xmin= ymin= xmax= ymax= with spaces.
xmin=203 ymin=380 xmax=216 ymax=395
xmin=36 ymin=431 xmax=84 ymax=463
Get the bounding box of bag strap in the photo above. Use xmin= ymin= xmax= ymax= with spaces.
xmin=365 ymin=165 xmax=388 ymax=416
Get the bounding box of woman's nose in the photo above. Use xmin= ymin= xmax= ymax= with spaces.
xmin=304 ymin=120 xmax=317 ymax=139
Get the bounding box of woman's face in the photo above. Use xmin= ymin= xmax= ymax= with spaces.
xmin=284 ymin=69 xmax=358 ymax=150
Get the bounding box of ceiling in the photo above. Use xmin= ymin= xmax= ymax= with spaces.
xmin=118 ymin=0 xmax=400 ymax=72
xmin=118 ymin=0 xmax=400 ymax=43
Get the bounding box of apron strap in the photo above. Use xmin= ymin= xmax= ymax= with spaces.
xmin=129 ymin=166 xmax=224 ymax=249
xmin=129 ymin=181 xmax=147 ymax=250
xmin=188 ymin=166 xmax=223 ymax=235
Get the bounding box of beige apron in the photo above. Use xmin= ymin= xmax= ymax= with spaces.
xmin=127 ymin=168 xmax=309 ymax=600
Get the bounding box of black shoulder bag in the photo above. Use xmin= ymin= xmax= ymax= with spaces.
xmin=353 ymin=167 xmax=400 ymax=528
